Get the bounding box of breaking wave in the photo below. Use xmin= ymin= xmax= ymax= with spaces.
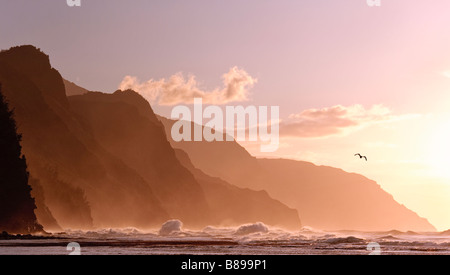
xmin=159 ymin=220 xmax=183 ymax=236
xmin=235 ymin=222 xmax=269 ymax=235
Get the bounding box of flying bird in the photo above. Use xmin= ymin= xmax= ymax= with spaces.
xmin=355 ymin=153 xmax=368 ymax=161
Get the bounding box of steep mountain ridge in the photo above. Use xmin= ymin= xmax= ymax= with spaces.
xmin=160 ymin=116 xmax=436 ymax=231
xmin=0 ymin=45 xmax=301 ymax=231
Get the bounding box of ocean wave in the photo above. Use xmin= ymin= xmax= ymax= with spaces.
xmin=3 ymin=222 xmax=450 ymax=255
xmin=235 ymin=222 xmax=269 ymax=236
xmin=50 ymin=222 xmax=450 ymax=251
xmin=159 ymin=220 xmax=183 ymax=236
xmin=320 ymin=236 xmax=365 ymax=244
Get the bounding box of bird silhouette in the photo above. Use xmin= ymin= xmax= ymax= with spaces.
xmin=354 ymin=153 xmax=367 ymax=161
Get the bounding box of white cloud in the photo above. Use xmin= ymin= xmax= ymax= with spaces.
xmin=280 ymin=104 xmax=420 ymax=138
xmin=118 ymin=67 xmax=257 ymax=105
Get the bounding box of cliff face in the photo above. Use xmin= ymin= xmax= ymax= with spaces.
xmin=63 ymin=79 xmax=88 ymax=97
xmin=68 ymin=90 xmax=302 ymax=229
xmin=68 ymin=91 xmax=212 ymax=226
xmin=174 ymin=149 xmax=301 ymax=230
xmin=0 ymin=46 xmax=169 ymax=229
xmin=160 ymin=117 xmax=436 ymax=232
xmin=0 ymin=45 xmax=302 ymax=231
xmin=257 ymin=159 xmax=435 ymax=232
xmin=3 ymin=45 xmax=427 ymax=232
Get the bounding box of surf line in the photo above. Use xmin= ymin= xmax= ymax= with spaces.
xmin=170 ymin=98 xmax=279 ymax=153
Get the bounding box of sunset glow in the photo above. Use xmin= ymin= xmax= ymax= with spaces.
xmin=1 ymin=0 xmax=450 ymax=258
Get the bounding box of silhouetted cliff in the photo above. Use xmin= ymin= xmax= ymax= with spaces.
xmin=0 ymin=84 xmax=43 ymax=234
xmin=69 ymin=91 xmax=212 ymax=226
xmin=0 ymin=45 xmax=301 ymax=230
xmin=160 ymin=117 xmax=436 ymax=232
xmin=174 ymin=149 xmax=301 ymax=229
xmin=68 ymin=90 xmax=301 ymax=228
xmin=0 ymin=46 xmax=167 ymax=229
xmin=258 ymin=159 xmax=435 ymax=232
xmin=63 ymin=79 xmax=88 ymax=97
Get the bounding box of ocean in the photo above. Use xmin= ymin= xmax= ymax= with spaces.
xmin=1 ymin=224 xmax=450 ymax=255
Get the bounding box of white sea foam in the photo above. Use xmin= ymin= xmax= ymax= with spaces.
xmin=6 ymin=223 xmax=447 ymax=255
xmin=159 ymin=220 xmax=183 ymax=236
xmin=235 ymin=222 xmax=269 ymax=235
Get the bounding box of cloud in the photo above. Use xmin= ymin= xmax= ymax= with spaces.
xmin=118 ymin=67 xmax=257 ymax=105
xmin=280 ymin=104 xmax=419 ymax=138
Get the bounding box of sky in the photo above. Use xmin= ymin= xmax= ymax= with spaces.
xmin=1 ymin=0 xmax=450 ymax=230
